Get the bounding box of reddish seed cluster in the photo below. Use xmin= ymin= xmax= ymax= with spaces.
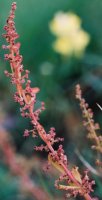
xmin=2 ymin=3 xmax=98 ymax=200
xmin=55 ymin=169 xmax=95 ymax=199
xmin=81 ymin=171 xmax=95 ymax=195
xmin=49 ymin=144 xmax=68 ymax=168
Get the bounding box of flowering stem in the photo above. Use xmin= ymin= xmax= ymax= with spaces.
xmin=2 ymin=2 xmax=96 ymax=200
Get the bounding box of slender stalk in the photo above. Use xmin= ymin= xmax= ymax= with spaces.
xmin=2 ymin=2 xmax=96 ymax=200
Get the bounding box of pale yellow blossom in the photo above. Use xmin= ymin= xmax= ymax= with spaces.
xmin=49 ymin=12 xmax=81 ymax=37
xmin=73 ymin=30 xmax=90 ymax=56
xmin=53 ymin=37 xmax=73 ymax=56
xmin=49 ymin=12 xmax=90 ymax=57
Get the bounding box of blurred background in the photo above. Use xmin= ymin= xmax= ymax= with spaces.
xmin=0 ymin=0 xmax=102 ymax=199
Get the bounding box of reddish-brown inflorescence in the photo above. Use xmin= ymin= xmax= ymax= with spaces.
xmin=75 ymin=84 xmax=102 ymax=167
xmin=2 ymin=2 xmax=98 ymax=200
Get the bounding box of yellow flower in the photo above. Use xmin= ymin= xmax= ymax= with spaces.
xmin=53 ymin=37 xmax=73 ymax=56
xmin=49 ymin=12 xmax=90 ymax=57
xmin=49 ymin=12 xmax=81 ymax=37
xmin=73 ymin=30 xmax=90 ymax=55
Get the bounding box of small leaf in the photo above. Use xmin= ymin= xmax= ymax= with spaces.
xmin=58 ymin=184 xmax=80 ymax=190
xmin=71 ymin=167 xmax=82 ymax=184
xmin=48 ymin=154 xmax=64 ymax=173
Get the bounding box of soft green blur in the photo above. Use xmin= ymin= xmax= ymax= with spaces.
xmin=0 ymin=0 xmax=102 ymax=199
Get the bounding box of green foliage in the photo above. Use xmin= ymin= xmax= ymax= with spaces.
xmin=0 ymin=167 xmax=18 ymax=200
